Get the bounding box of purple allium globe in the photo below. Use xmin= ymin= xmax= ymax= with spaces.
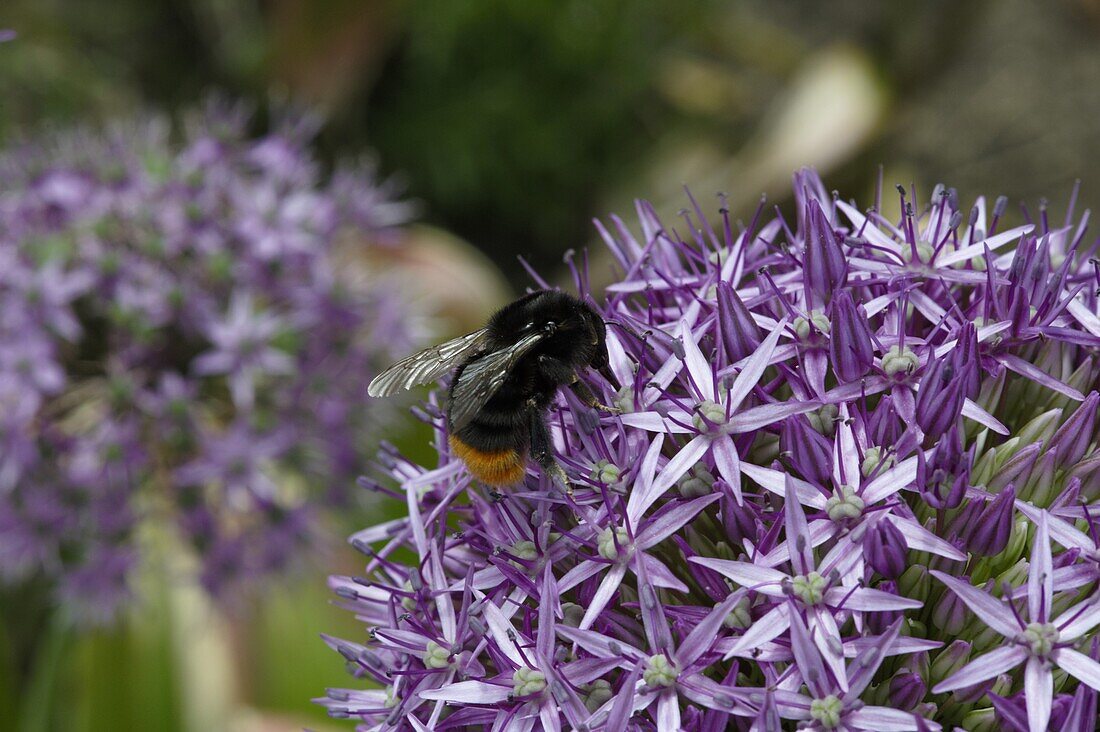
xmin=320 ymin=170 xmax=1100 ymax=731
xmin=0 ymin=101 xmax=415 ymax=623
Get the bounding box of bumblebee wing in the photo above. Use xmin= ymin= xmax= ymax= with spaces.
xmin=367 ymin=329 xmax=490 ymax=397
xmin=448 ymin=331 xmax=544 ymax=431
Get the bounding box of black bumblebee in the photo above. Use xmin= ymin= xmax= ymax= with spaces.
xmin=368 ymin=290 xmax=616 ymax=489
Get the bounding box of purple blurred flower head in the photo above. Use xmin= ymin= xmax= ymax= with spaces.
xmin=0 ymin=100 xmax=414 ymax=623
xmin=322 ymin=169 xmax=1100 ymax=731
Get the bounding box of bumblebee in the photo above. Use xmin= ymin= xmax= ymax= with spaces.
xmin=368 ymin=290 xmax=616 ymax=489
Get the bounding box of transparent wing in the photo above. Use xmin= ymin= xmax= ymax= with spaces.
xmin=367 ymin=329 xmax=490 ymax=397
xmin=448 ymin=331 xmax=544 ymax=431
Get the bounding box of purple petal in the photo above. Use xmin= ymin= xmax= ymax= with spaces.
xmin=710 ymin=435 xmax=743 ymax=505
xmin=678 ymin=319 xmax=715 ymax=401
xmin=763 ymin=520 xmax=839 ymax=568
xmin=619 ymin=411 xmax=693 ymax=434
xmin=482 ymin=599 xmax=526 ymax=665
xmin=846 ymin=620 xmax=901 ymax=699
xmin=788 ymin=604 xmax=831 ymax=698
xmin=825 ymin=586 xmax=922 ymax=612
xmin=558 ymin=560 xmax=604 ymax=593
xmin=784 ymin=476 xmax=815 ymax=575
xmin=961 ymin=397 xmax=1010 ymax=434
xmin=726 ymin=317 xmax=789 ymax=413
xmin=1016 ymin=501 xmax=1095 ymax=554
xmin=832 ymin=404 xmax=861 ymax=489
xmin=647 ymin=435 xmax=710 ymax=502
xmin=846 ymin=706 xmax=938 ymax=731
xmin=418 ymin=680 xmax=512 ymax=703
xmin=556 ymin=626 xmax=643 ymax=662
xmin=728 ymin=399 xmax=821 ymax=433
xmin=935 ymin=224 xmax=1034 ymax=266
xmin=636 ymin=553 xmax=690 ymax=593
xmin=886 ymin=513 xmax=968 ymax=561
xmin=1001 ymin=354 xmax=1085 ymax=401
xmin=578 ymin=564 xmax=628 ymax=630
xmin=1025 ymin=655 xmax=1053 ymax=732
xmin=861 ymin=454 xmax=920 ymax=505
xmin=1052 ymin=648 xmax=1100 ymax=691
xmin=605 ymin=663 xmax=644 ymax=732
xmin=626 ymin=432 xmax=667 ymax=522
xmin=928 ymin=570 xmax=1020 ymax=638
xmin=808 ymin=605 xmax=847 ymax=692
xmin=741 ymin=462 xmax=827 ymax=509
xmin=676 ymin=592 xmax=744 ymax=668
xmin=1028 ymin=511 xmax=1053 ymax=623
xmin=1056 ymin=597 xmax=1100 ymax=641
xmin=1068 ymin=297 xmax=1100 ymax=338
xmin=724 ymin=604 xmax=791 ymax=660
xmin=931 ymin=645 xmax=1027 ymax=693
xmin=688 ymin=557 xmax=787 ymax=595
xmin=637 ymin=494 xmax=720 ymax=550
xmin=656 ymin=688 xmax=681 ymax=732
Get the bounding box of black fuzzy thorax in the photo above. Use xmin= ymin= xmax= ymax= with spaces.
xmin=449 ymin=291 xmax=607 ymax=454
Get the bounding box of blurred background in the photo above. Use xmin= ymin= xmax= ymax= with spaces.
xmin=2 ymin=0 xmax=1099 ymax=730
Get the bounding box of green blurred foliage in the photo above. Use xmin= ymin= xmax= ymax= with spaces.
xmin=352 ymin=0 xmax=698 ymax=277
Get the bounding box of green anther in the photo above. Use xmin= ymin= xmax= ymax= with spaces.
xmin=561 ymin=602 xmax=586 ymax=628
xmin=882 ymin=345 xmax=920 ymax=376
xmin=808 ymin=404 xmax=839 ymax=435
xmin=679 ymin=464 xmax=716 ymax=498
xmin=901 ymin=241 xmax=934 ymax=264
xmin=794 ymin=310 xmax=831 ymax=339
xmin=614 ymin=386 xmax=635 ymax=414
xmin=860 ymin=446 xmax=895 ymax=477
xmin=424 ymin=640 xmax=451 ymax=669
xmin=791 ymin=572 xmax=828 ymax=606
xmin=583 ymin=679 xmax=613 ymax=712
xmin=692 ymin=400 xmax=727 ymax=432
xmin=825 ymin=485 xmax=865 ymax=521
xmin=512 ymin=667 xmax=547 ymax=696
xmin=643 ymin=655 xmax=678 ymax=687
xmin=1022 ymin=622 xmax=1059 ymax=657
xmin=401 ymin=579 xmax=417 ymax=611
xmin=597 ymin=526 xmax=631 ymax=560
xmin=510 ymin=540 xmax=538 ymax=562
xmin=590 ymin=460 xmax=622 ymax=484
xmin=810 ymin=695 xmax=843 ymax=729
xmin=723 ymin=596 xmax=752 ymax=629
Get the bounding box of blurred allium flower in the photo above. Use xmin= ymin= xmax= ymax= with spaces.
xmin=321 ymin=171 xmax=1100 ymax=731
xmin=0 ymin=101 xmax=415 ymax=623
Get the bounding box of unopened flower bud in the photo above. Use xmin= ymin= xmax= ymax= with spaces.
xmin=929 ymin=640 xmax=971 ymax=684
xmin=897 ymin=565 xmax=931 ymax=604
xmin=864 ymin=519 xmax=907 ymax=579
xmin=916 ymin=354 xmax=964 ymax=443
xmin=889 ymin=671 xmax=926 ymax=710
xmin=782 ymin=416 xmax=833 ymax=487
xmin=829 ymin=290 xmax=874 ymax=383
xmin=961 ymin=708 xmax=998 ymax=732
xmin=967 ymin=486 xmax=1016 ymax=556
xmin=919 ymin=428 xmax=970 ymax=510
xmin=932 ymin=582 xmax=969 ymax=636
xmin=716 ymin=281 xmax=761 ymax=363
xmin=804 ymin=200 xmax=848 ymax=305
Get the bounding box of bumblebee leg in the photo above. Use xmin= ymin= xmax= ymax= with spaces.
xmin=536 ymin=354 xmax=576 ymax=384
xmin=569 ymin=377 xmax=620 ymax=414
xmin=528 ymin=407 xmax=571 ymax=494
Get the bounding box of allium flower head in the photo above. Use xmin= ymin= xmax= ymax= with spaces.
xmin=323 ymin=171 xmax=1100 ymax=731
xmin=0 ymin=100 xmax=414 ymax=622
